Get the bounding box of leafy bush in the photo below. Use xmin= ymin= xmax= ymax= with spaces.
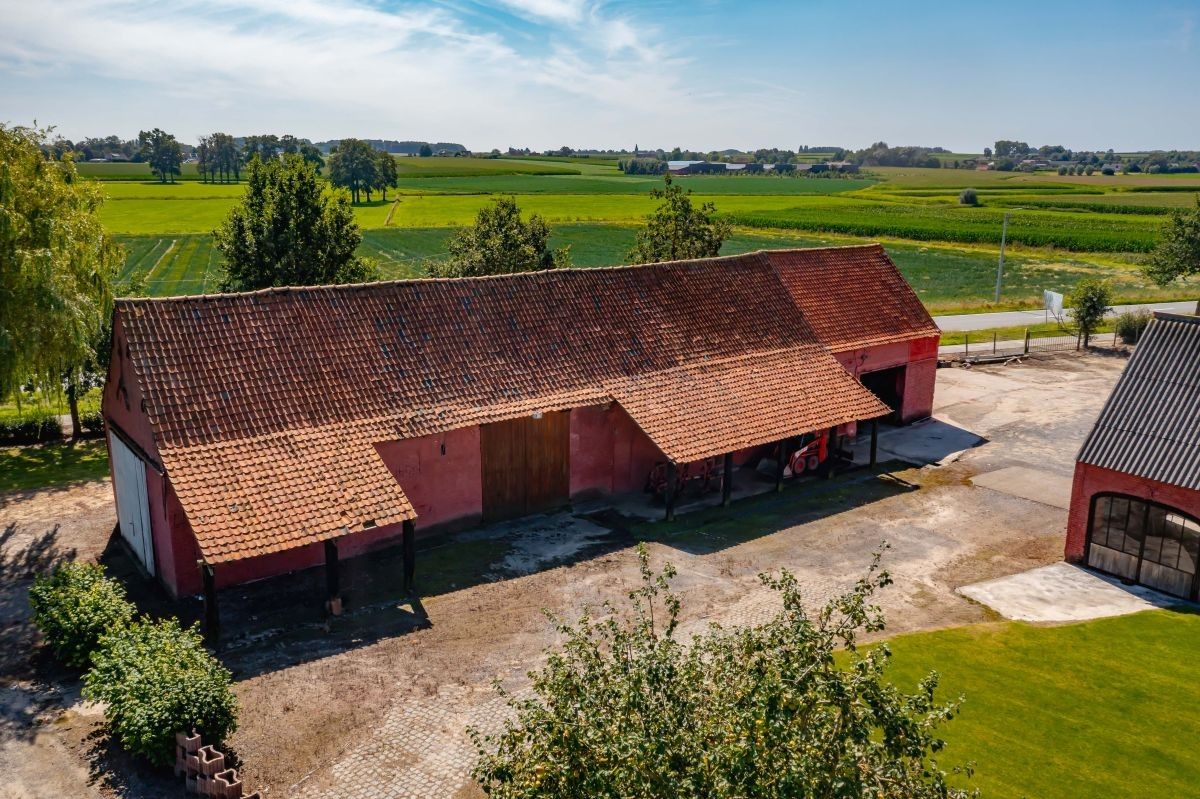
xmin=29 ymin=562 xmax=135 ymax=668
xmin=0 ymin=413 xmax=63 ymax=445
xmin=958 ymin=187 xmax=979 ymax=206
xmin=85 ymin=618 xmax=239 ymax=766
xmin=472 ymin=547 xmax=974 ymax=798
xmin=80 ymin=409 xmax=105 ymax=437
xmin=1114 ymin=308 xmax=1153 ymax=343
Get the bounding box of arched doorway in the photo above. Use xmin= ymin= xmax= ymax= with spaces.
xmin=1086 ymin=494 xmax=1200 ymax=600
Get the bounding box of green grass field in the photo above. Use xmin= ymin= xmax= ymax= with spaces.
xmin=881 ymin=611 xmax=1200 ymax=798
xmin=0 ymin=440 xmax=110 ymax=492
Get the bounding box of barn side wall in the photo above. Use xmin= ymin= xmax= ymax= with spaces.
xmin=375 ymin=425 xmax=483 ymax=532
xmin=102 ymin=312 xmax=160 ymax=461
xmin=834 ymin=334 xmax=939 ymax=424
xmin=1065 ymin=462 xmax=1200 ymax=562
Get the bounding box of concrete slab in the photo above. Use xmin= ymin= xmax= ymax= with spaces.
xmin=848 ymin=416 xmax=985 ymax=467
xmin=970 ymin=466 xmax=1073 ymax=510
xmin=958 ymin=562 xmax=1187 ymax=622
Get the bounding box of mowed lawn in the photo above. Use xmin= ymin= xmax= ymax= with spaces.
xmin=879 ymin=611 xmax=1200 ymax=798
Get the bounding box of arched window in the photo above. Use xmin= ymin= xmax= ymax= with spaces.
xmin=1087 ymin=494 xmax=1200 ymax=600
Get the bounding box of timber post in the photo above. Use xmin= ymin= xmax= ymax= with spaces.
xmin=775 ymin=440 xmax=787 ymax=492
xmin=722 ymin=452 xmax=733 ymax=507
xmin=200 ymin=561 xmax=219 ymax=648
xmin=402 ymin=519 xmax=416 ymax=596
xmin=826 ymin=427 xmax=838 ymax=479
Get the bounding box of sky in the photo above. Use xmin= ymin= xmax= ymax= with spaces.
xmin=1 ymin=0 xmax=1197 ymax=152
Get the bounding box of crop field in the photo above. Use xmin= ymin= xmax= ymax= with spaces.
xmin=731 ymin=197 xmax=1164 ymax=252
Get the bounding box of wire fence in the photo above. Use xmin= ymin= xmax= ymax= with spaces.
xmin=943 ymin=330 xmax=1120 ymax=363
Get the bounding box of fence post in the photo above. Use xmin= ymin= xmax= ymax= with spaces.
xmin=992 ymin=332 xmax=997 ymax=354
xmin=1024 ymin=328 xmax=1030 ymax=354
xmin=964 ymin=331 xmax=968 ymax=358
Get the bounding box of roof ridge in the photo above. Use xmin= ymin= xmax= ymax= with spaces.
xmin=1153 ymin=311 xmax=1200 ymax=325
xmin=114 ymin=245 xmax=886 ymax=304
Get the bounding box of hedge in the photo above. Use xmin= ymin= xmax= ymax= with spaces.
xmin=28 ymin=562 xmax=135 ymax=668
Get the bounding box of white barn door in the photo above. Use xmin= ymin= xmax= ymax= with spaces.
xmin=110 ymin=434 xmax=156 ymax=576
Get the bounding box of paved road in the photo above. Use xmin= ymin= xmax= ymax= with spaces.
xmin=933 ymin=300 xmax=1196 ymax=332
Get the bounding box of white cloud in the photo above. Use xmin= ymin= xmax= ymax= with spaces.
xmin=0 ymin=0 xmax=719 ymax=147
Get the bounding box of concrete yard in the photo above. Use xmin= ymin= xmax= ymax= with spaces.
xmin=959 ymin=561 xmax=1190 ymax=622
xmin=0 ymin=350 xmax=1132 ymax=798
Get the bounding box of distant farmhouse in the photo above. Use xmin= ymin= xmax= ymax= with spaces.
xmin=102 ymin=245 xmax=939 ymax=630
xmin=1066 ymin=312 xmax=1200 ymax=601
xmin=667 ymin=160 xmax=858 ymax=175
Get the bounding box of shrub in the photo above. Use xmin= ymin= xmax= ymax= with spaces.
xmin=1085 ymin=166 xmax=1095 ymax=176
xmin=80 ymin=409 xmax=105 ymax=437
xmin=29 ymin=562 xmax=135 ymax=669
xmin=0 ymin=413 xmax=64 ymax=445
xmin=472 ymin=547 xmax=974 ymax=798
xmin=1114 ymin=308 xmax=1153 ymax=343
xmin=958 ymin=187 xmax=979 ymax=205
xmin=85 ymin=618 xmax=239 ymax=766
xmin=1102 ymin=166 xmax=1116 ymax=176
xmin=1057 ymin=165 xmax=1068 ymax=175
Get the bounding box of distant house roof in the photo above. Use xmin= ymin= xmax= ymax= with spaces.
xmin=113 ymin=246 xmax=931 ymax=563
xmin=1077 ymin=312 xmax=1200 ymax=491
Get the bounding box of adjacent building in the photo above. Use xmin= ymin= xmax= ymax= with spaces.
xmin=1065 ymin=312 xmax=1200 ymax=601
xmin=103 ymin=245 xmax=939 ymax=607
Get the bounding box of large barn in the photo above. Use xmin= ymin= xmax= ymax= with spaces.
xmin=102 ymin=244 xmax=939 ymax=611
xmin=1065 ymin=312 xmax=1200 ymax=601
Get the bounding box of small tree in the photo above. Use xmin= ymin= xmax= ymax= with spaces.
xmin=29 ymin=562 xmax=135 ymax=669
xmin=419 ymin=143 xmax=433 ymax=157
xmin=85 ymin=618 xmax=238 ymax=766
xmin=431 ymin=197 xmax=570 ymax=278
xmin=215 ymin=155 xmax=374 ymax=291
xmin=1143 ymin=196 xmax=1200 ymax=314
xmin=472 ymin=546 xmax=974 ymax=799
xmin=1069 ymin=278 xmax=1114 ymax=346
xmin=137 ymin=128 xmax=183 ymax=183
xmin=958 ymin=188 xmax=979 ymax=206
xmin=628 ymin=176 xmax=731 ymax=264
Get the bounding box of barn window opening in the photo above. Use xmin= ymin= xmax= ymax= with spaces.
xmin=1087 ymin=494 xmax=1200 ymax=600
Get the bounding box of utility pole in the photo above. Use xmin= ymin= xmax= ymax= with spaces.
xmin=994 ymin=211 xmax=1010 ymax=304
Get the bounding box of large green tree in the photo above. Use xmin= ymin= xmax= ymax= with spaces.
xmin=215 ymin=155 xmax=374 ymax=291
xmin=628 ymin=175 xmax=731 ymax=264
xmin=137 ymin=128 xmax=183 ymax=183
xmin=327 ymin=138 xmax=378 ymax=203
xmin=1143 ymin=196 xmax=1200 ymax=314
xmin=0 ymin=125 xmax=123 ymax=432
xmin=472 ymin=547 xmax=974 ymax=799
xmin=430 ymin=196 xmax=570 ymax=278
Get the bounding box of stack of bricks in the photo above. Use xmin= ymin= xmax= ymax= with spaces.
xmin=175 ymin=731 xmax=261 ymax=799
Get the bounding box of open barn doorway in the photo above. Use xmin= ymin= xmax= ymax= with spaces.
xmin=860 ymin=366 xmax=906 ymax=424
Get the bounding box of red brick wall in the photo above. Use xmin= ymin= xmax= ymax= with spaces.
xmin=833 ymin=335 xmax=939 ymax=424
xmin=1065 ymin=461 xmax=1200 ymax=561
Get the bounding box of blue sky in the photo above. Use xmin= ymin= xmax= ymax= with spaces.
xmin=1 ymin=0 xmax=1196 ymax=151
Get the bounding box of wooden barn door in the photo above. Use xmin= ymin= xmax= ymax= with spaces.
xmin=480 ymin=412 xmax=570 ymax=522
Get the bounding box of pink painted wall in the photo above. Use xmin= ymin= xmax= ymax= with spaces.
xmin=1064 ymin=462 xmax=1200 ymax=562
xmin=570 ymin=404 xmax=615 ymax=498
xmin=374 ymin=425 xmax=483 ymax=532
xmin=609 ymin=405 xmax=668 ymax=494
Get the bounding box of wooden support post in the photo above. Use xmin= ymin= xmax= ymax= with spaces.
xmin=825 ymin=427 xmax=837 ymax=479
xmin=402 ymin=519 xmax=416 ymax=595
xmin=775 ymin=440 xmax=787 ymax=492
xmin=324 ymin=539 xmax=341 ymax=615
xmin=722 ymin=453 xmax=733 ymax=507
xmin=1024 ymin=328 xmax=1031 ymax=355
xmin=200 ymin=561 xmax=219 ymax=647
xmin=870 ymin=418 xmax=879 ymax=467
xmin=664 ymin=461 xmax=677 ymax=521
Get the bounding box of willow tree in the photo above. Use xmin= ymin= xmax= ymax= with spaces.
xmin=0 ymin=125 xmax=123 ymax=436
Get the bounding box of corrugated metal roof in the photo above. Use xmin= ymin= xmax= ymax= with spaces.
xmin=1077 ymin=312 xmax=1200 ymax=490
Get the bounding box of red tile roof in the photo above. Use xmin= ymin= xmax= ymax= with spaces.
xmin=113 ymin=247 xmax=921 ymax=564
xmin=766 ymin=244 xmax=938 ymax=352
xmin=606 ymin=347 xmax=887 ymax=463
